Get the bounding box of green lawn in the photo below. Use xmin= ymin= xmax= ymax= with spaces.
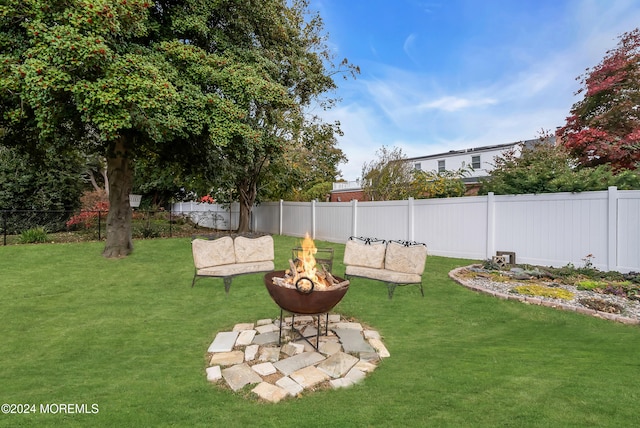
xmin=1 ymin=236 xmax=639 ymax=427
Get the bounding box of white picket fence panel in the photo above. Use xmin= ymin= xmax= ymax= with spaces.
xmin=250 ymin=187 xmax=640 ymax=273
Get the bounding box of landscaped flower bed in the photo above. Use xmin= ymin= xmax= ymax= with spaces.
xmin=451 ymin=260 xmax=640 ymax=323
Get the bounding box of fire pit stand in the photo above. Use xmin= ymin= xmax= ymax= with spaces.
xmin=263 ymin=270 xmax=350 ymax=352
xmin=276 ymin=310 xmax=330 ymax=351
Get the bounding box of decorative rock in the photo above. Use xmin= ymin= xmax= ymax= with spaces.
xmin=334 ymin=328 xmax=375 ymax=353
xmin=354 ymin=360 xmax=378 ymax=373
xmin=273 ymin=351 xmax=325 ymax=376
xmin=222 ymin=363 xmax=262 ymax=392
xmin=209 ymin=350 xmax=245 ymax=366
xmin=206 ymin=366 xmax=222 ymax=382
xmin=344 ymin=367 xmax=366 ymax=384
xmin=335 ymin=322 xmax=363 ymax=330
xmin=208 ymin=331 xmax=240 ymax=353
xmin=259 ymin=346 xmax=281 ymax=362
xmin=281 ymin=342 xmax=304 ymax=356
xmin=232 ymin=323 xmax=254 ymax=331
xmin=327 ymin=314 xmax=341 ymax=323
xmin=317 ymin=352 xmax=359 ymax=378
xmin=255 ymin=324 xmax=279 ymax=334
xmin=330 ymin=378 xmax=354 ymax=389
xmin=253 ymin=331 xmax=280 ymax=346
xmin=363 ymin=330 xmax=381 ymax=340
xmin=244 ymin=344 xmax=259 ymax=362
xmin=290 ymin=365 xmax=329 ymax=388
xmin=276 ymin=376 xmax=304 ymax=396
xmin=251 ymin=362 xmax=277 ymax=376
xmin=368 ymin=338 xmax=390 ymax=358
xmin=318 ymin=340 xmax=342 ymax=356
xmin=252 ymin=382 xmax=288 ymax=403
xmin=236 ymin=330 xmax=257 ymax=346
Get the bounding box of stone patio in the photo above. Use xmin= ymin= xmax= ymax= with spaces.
xmin=205 ymin=314 xmax=389 ymax=403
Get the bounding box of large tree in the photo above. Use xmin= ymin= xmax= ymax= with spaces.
xmin=557 ymin=28 xmax=640 ymax=171
xmin=361 ymin=146 xmax=414 ymax=201
xmin=478 ymin=142 xmax=640 ymax=195
xmin=1 ymin=0 xmax=334 ymax=255
xmin=181 ymin=0 xmax=355 ymax=229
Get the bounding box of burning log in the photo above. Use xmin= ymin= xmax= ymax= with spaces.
xmin=275 ymin=258 xmax=348 ymax=291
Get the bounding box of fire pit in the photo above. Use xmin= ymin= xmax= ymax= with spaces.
xmin=264 ymin=235 xmax=350 ymax=348
xmin=264 ymin=234 xmax=349 ymax=314
xmin=264 ymin=271 xmax=350 ymax=315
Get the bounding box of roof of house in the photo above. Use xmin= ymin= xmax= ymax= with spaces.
xmin=405 ymin=137 xmax=552 ymax=162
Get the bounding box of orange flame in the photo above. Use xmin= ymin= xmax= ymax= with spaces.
xmin=298 ymin=233 xmax=318 ymax=283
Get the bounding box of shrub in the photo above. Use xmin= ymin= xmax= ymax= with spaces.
xmin=578 ymin=298 xmax=623 ymax=314
xmin=512 ymin=284 xmax=575 ymax=300
xmin=576 ymin=280 xmax=606 ymax=290
xmin=19 ymin=227 xmax=48 ymax=244
xmin=66 ymin=190 xmax=109 ymax=229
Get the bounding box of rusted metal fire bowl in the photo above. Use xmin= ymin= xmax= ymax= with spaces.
xmin=264 ymin=270 xmax=350 ymax=315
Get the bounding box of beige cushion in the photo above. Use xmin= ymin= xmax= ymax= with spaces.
xmin=192 ymin=237 xmax=235 ymax=269
xmin=234 ymin=235 xmax=274 ymax=263
xmin=384 ymin=241 xmax=427 ymax=275
xmin=197 ymin=261 xmax=275 ymax=277
xmin=343 ymin=240 xmax=386 ymax=269
xmin=345 ymin=265 xmax=421 ymax=284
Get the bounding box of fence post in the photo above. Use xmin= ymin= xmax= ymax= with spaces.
xmin=351 ymin=199 xmax=358 ymax=239
xmin=607 ymin=186 xmax=618 ymax=271
xmin=2 ymin=211 xmax=6 ymax=246
xmin=279 ymin=199 xmax=283 ymax=236
xmin=311 ymin=199 xmax=316 ymax=239
xmin=98 ymin=211 xmax=102 ymax=241
xmin=407 ymin=197 xmax=414 ymax=242
xmin=486 ymin=192 xmax=495 ymax=260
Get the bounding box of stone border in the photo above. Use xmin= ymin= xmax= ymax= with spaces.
xmin=205 ymin=314 xmax=390 ymax=402
xmin=449 ymin=265 xmax=640 ymax=325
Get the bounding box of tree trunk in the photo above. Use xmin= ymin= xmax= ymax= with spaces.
xmin=237 ymin=180 xmax=256 ymax=233
xmin=103 ymin=137 xmax=134 ymax=258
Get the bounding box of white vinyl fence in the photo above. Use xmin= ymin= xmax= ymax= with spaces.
xmin=171 ymin=202 xmax=240 ymax=231
xmin=251 ymin=187 xmax=640 ymax=273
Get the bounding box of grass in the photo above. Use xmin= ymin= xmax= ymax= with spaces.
xmin=1 ymin=236 xmax=640 ymax=427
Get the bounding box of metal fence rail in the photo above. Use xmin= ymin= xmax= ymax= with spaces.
xmin=0 ymin=208 xmax=242 ymax=245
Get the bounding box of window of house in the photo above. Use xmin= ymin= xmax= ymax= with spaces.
xmin=414 ymin=162 xmax=422 ymax=171
xmin=438 ymin=160 xmax=445 ymax=172
xmin=471 ymin=155 xmax=481 ymax=169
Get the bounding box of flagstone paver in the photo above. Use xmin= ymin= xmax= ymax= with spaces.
xmin=208 ymin=331 xmax=240 ymax=353
xmin=236 ymin=330 xmax=257 ymax=346
xmin=333 ymin=328 xmax=375 ymax=353
xmin=205 ymin=314 xmax=389 ymax=402
xmin=252 ymin=382 xmax=288 ymax=403
xmin=290 ymin=365 xmax=329 ymax=389
xmin=221 ymin=363 xmax=262 ymax=392
xmin=276 ymin=376 xmax=304 ymax=396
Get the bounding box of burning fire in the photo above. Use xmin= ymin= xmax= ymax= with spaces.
xmin=274 ymin=233 xmax=348 ymax=292
xmin=297 ymin=233 xmax=319 ymax=285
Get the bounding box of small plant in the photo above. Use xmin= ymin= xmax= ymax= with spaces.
xmin=511 ymin=284 xmax=575 ymax=300
xmin=581 ymin=254 xmax=595 ymax=269
xmin=576 ymin=280 xmax=606 ymax=291
xmin=578 ymin=297 xmax=623 ymax=314
xmin=19 ymin=227 xmax=48 ymax=244
xmin=482 ymin=259 xmax=503 ymax=271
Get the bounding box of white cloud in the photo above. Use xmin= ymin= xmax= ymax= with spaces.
xmin=418 ymin=96 xmax=497 ymax=112
xmin=316 ymin=0 xmax=640 ymax=181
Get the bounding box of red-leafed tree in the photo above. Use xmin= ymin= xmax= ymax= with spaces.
xmin=557 ymin=28 xmax=640 ymax=171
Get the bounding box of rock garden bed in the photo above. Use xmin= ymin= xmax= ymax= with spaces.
xmin=449 ymin=260 xmax=640 ymax=325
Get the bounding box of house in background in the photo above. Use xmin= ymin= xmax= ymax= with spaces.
xmin=330 ymin=180 xmax=366 ymax=202
xmin=330 ymin=137 xmax=554 ymax=201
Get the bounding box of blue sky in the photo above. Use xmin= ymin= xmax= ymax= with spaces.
xmin=309 ymin=0 xmax=640 ymax=181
